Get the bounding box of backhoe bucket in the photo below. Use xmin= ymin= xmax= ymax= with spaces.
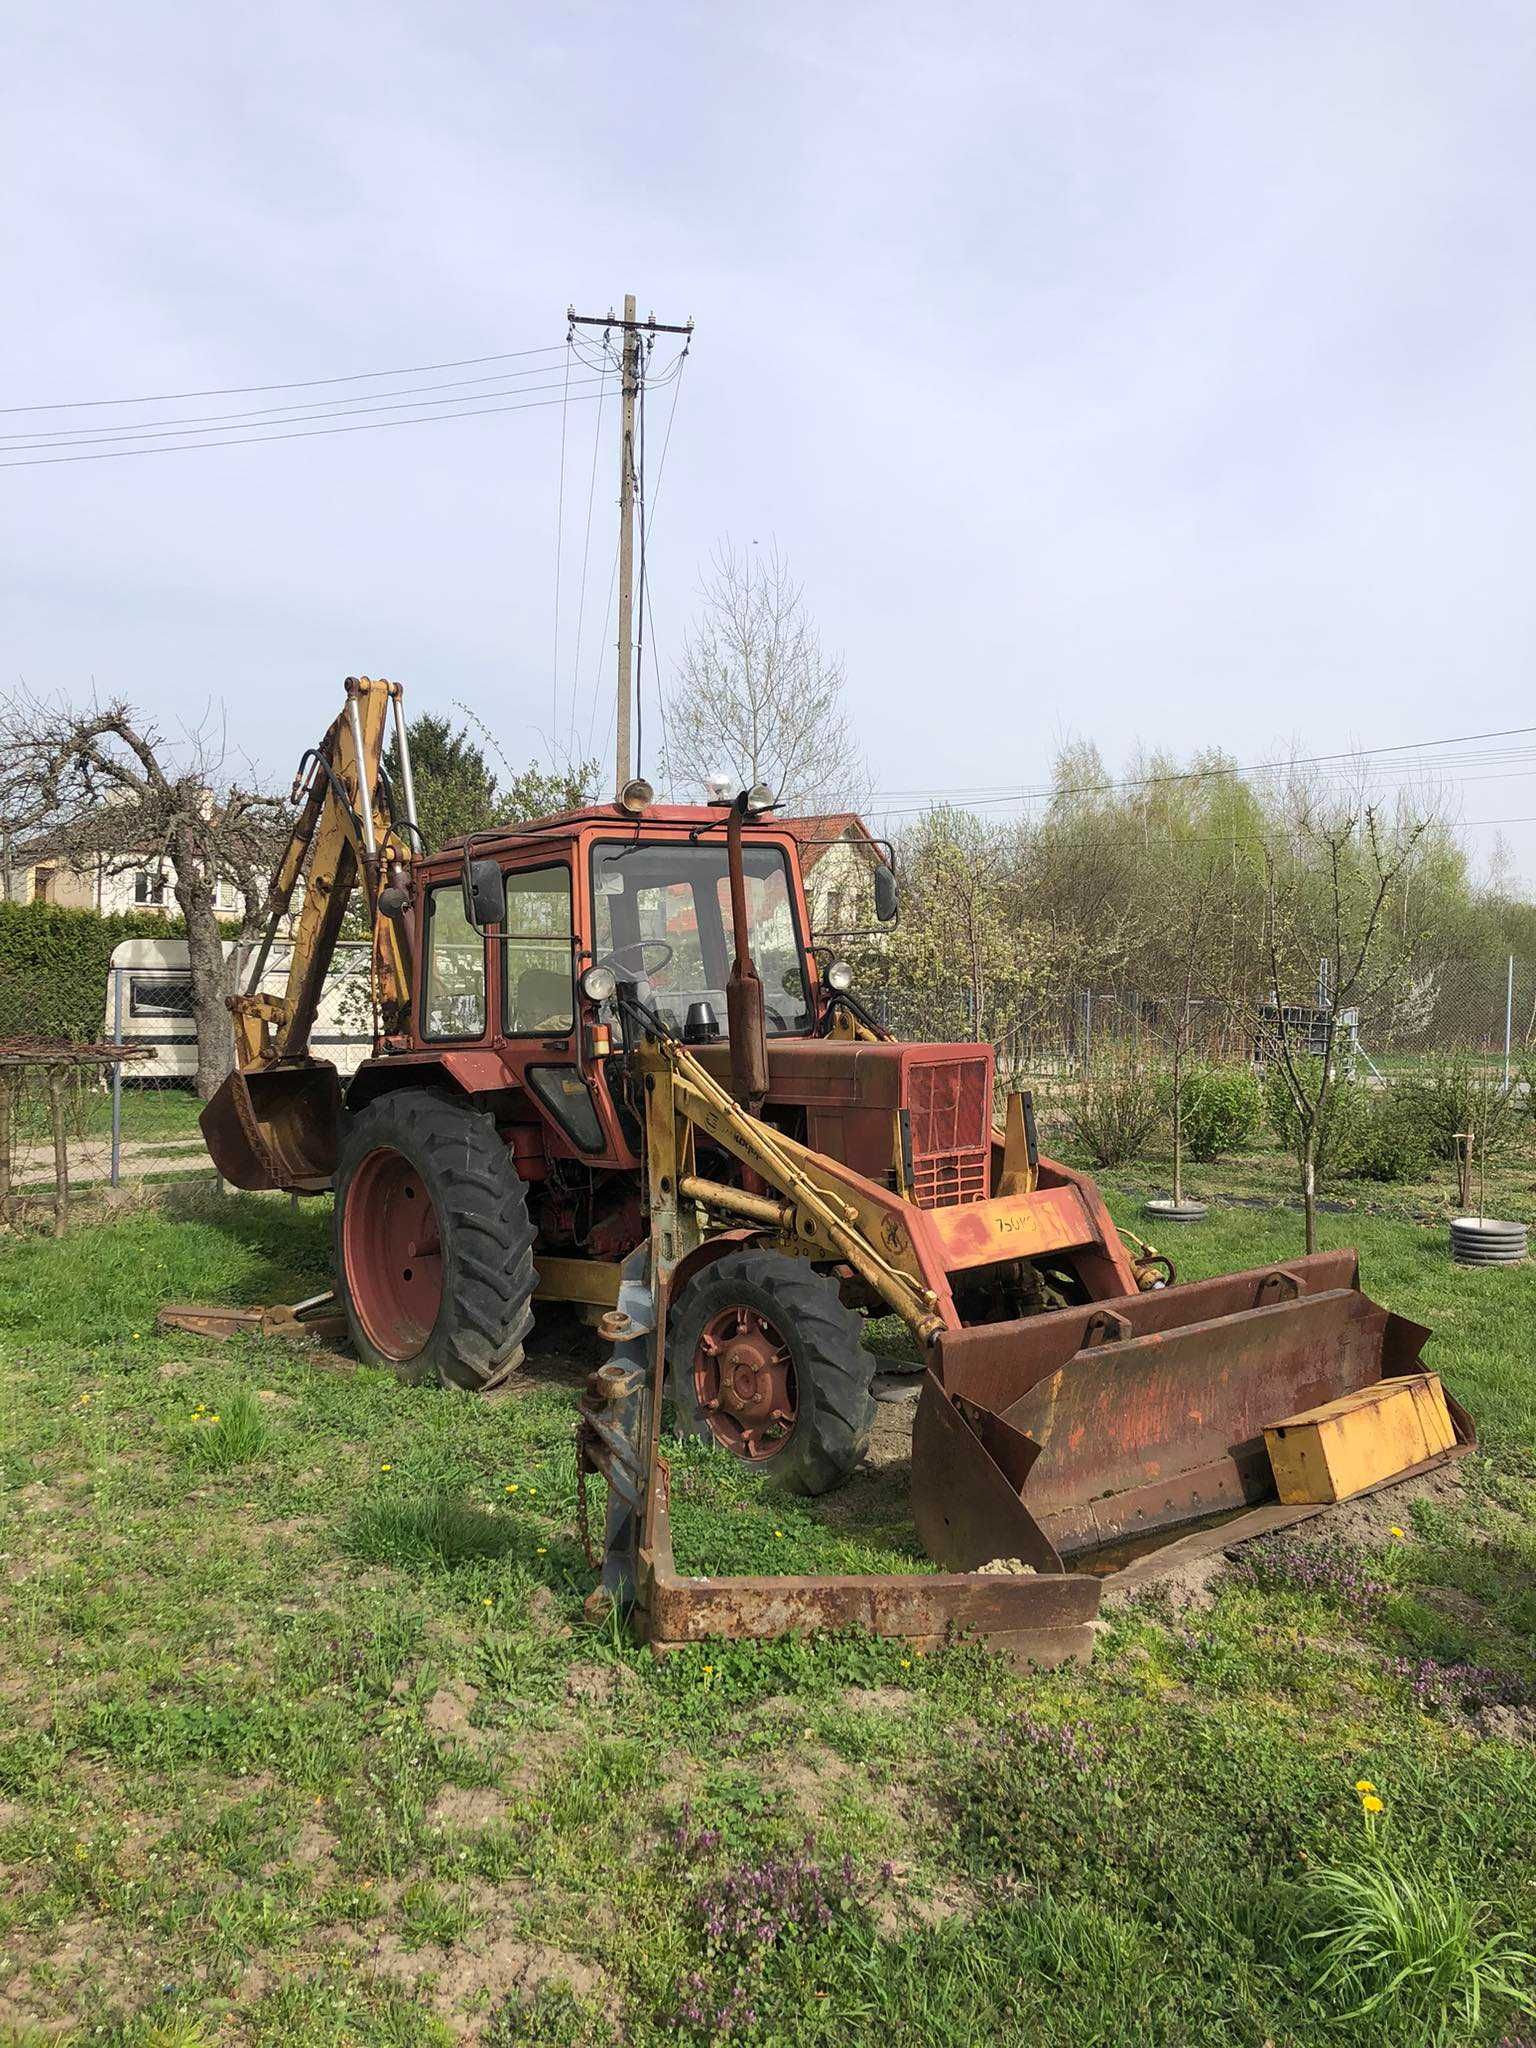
xmin=199 ymin=1060 xmax=341 ymax=1193
xmin=913 ymin=1250 xmax=1472 ymax=1566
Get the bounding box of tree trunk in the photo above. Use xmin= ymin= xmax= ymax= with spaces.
xmin=1302 ymin=1149 xmax=1317 ymax=1255
xmin=1171 ymin=1045 xmax=1183 ymax=1205
xmin=174 ymin=834 xmax=236 ymax=1099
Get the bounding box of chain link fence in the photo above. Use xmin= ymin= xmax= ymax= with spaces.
xmin=874 ymin=956 xmax=1536 ymax=1088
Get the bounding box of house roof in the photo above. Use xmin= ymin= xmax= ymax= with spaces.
xmin=776 ymin=813 xmax=888 ymax=875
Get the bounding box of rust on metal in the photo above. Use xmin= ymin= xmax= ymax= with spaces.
xmin=633 ymin=1457 xmax=1099 ymax=1672
xmin=156 ymin=1293 xmax=348 ymax=1342
xmin=200 ymin=1060 xmax=341 ymax=1192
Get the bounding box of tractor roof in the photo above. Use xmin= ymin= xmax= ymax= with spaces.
xmin=436 ymin=800 xmax=798 ymax=853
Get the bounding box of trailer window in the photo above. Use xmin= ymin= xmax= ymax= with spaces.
xmin=423 ymin=884 xmax=487 ymax=1038
xmin=501 ymin=865 xmax=574 ymax=1035
xmin=128 ymin=974 xmax=193 ymax=1018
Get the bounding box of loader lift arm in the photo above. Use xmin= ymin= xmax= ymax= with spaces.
xmin=201 ymin=676 xmax=419 ymax=1192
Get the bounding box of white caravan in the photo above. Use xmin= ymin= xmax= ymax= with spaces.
xmin=102 ymin=937 xmax=374 ymax=1081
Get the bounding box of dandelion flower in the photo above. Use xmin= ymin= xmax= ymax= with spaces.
xmin=1390 ymin=1526 xmax=1406 ymax=1539
xmin=1354 ymin=1778 xmax=1376 ymax=1794
xmin=507 ymin=1483 xmax=519 ymax=1494
xmin=900 ymin=1658 xmax=911 ymax=1669
xmin=380 ymin=1462 xmax=392 ymax=1471
xmin=773 ymin=1528 xmax=783 ymax=1538
xmin=1361 ymin=1793 xmax=1384 ymax=1815
xmin=536 ymin=1545 xmax=547 ymax=1555
xmin=483 ymin=1597 xmax=494 ymax=1607
xmin=208 ymin=1414 xmax=220 ymax=1424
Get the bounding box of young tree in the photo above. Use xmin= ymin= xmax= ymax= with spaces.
xmin=1157 ymin=852 xmax=1236 ymax=1207
xmin=1258 ymin=804 xmax=1429 ymax=1252
xmin=4 ymin=694 xmax=287 ymax=1096
xmin=661 ymin=541 xmax=866 ymax=811
xmin=383 ymin=711 xmax=598 ymax=851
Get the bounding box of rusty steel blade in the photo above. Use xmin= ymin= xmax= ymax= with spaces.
xmin=931 ymin=1255 xmax=1452 ymax=1558
xmin=911 ymin=1371 xmax=1062 ymax=1572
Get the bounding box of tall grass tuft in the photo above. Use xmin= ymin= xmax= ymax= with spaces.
xmin=1305 ymin=1851 xmax=1535 ymax=2036
xmin=184 ymin=1388 xmax=269 ymax=1472
xmin=344 ymin=1491 xmax=517 ymax=1570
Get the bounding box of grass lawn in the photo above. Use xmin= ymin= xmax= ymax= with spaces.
xmin=1 ymin=1185 xmax=1534 ymax=2045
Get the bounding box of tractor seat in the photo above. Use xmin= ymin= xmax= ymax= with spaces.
xmin=511 ymin=966 xmax=574 ymax=1034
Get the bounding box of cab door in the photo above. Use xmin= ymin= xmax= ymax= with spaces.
xmin=497 ymin=857 xmax=616 ymax=1162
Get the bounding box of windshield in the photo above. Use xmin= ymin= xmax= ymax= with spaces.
xmin=590 ymin=839 xmax=812 ymax=1036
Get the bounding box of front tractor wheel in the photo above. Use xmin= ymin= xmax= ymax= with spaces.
xmin=333 ymin=1091 xmax=535 ymax=1391
xmin=668 ymin=1250 xmax=877 ymax=1495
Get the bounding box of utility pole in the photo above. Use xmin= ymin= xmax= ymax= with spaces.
xmin=567 ymin=296 xmax=694 ymax=797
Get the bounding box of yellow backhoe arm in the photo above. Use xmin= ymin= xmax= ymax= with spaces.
xmin=232 ymin=675 xmax=415 ymax=1066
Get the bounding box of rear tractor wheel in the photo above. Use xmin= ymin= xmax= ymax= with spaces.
xmin=668 ymin=1249 xmax=877 ymax=1495
xmin=334 ymin=1090 xmax=536 ymax=1391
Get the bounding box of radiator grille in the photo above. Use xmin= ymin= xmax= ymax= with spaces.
xmin=907 ymin=1055 xmax=990 ymax=1208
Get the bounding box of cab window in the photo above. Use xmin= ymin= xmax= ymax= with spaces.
xmin=423 ymin=883 xmax=486 ymax=1038
xmin=502 ymin=865 xmax=574 ymax=1035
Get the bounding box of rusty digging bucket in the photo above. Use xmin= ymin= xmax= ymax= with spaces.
xmin=912 ymin=1249 xmax=1474 ymax=1572
xmin=199 ymin=1060 xmax=342 ymax=1193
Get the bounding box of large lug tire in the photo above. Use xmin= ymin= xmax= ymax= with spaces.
xmin=333 ymin=1090 xmax=536 ymax=1392
xmin=668 ymin=1249 xmax=877 ymax=1495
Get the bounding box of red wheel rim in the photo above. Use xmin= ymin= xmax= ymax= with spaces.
xmin=691 ymin=1304 xmax=798 ymax=1460
xmin=343 ymin=1147 xmax=444 ymax=1361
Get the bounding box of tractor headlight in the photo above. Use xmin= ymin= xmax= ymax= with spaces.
xmin=826 ymin=960 xmax=855 ymax=994
xmin=581 ymin=965 xmax=618 ymax=1004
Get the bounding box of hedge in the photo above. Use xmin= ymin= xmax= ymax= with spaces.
xmin=0 ymin=900 xmax=186 ymax=1043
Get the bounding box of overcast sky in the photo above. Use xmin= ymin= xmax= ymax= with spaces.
xmin=5 ymin=1 xmax=1535 ymax=884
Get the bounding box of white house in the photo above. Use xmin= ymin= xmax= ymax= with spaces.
xmin=777 ymin=814 xmax=891 ymax=941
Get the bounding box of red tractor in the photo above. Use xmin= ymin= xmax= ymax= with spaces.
xmin=202 ymin=679 xmax=1468 ymax=1638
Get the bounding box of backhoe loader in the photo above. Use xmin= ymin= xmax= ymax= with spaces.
xmin=197 ymin=678 xmax=1471 ymax=1665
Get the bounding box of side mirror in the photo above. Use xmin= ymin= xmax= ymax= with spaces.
xmin=873 ymin=865 xmax=899 ymax=924
xmin=462 ymin=857 xmax=506 ymax=930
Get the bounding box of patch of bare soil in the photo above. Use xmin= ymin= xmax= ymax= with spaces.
xmin=364 ymin=1928 xmax=611 ymax=2041
xmin=429 ymin=1786 xmax=509 ymax=1828
xmin=873 ymin=1871 xmax=978 ymax=1936
xmin=777 ymin=1747 xmax=857 ymax=1824
xmin=425 ymin=1683 xmax=481 ymax=1741
xmin=1470 ymin=1701 xmax=1536 ymax=1744
xmin=840 ymin=1685 xmax=915 ymax=1717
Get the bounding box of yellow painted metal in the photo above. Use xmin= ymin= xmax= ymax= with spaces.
xmin=999 ymin=1089 xmax=1038 ymax=1196
xmin=1264 ymin=1373 xmax=1456 ymax=1504
xmin=533 ymin=1256 xmax=623 ymax=1308
xmin=638 ymin=1034 xmax=946 ymax=1343
xmin=230 ymin=676 xmax=412 ymax=1068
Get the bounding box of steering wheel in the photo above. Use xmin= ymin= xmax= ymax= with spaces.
xmin=598 ymin=937 xmax=675 ymax=979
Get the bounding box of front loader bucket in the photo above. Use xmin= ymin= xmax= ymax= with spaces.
xmin=914 ymin=1251 xmax=1473 ymax=1566
xmin=200 ymin=1060 xmax=341 ymax=1193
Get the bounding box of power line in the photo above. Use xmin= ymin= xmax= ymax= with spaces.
xmin=0 ymin=342 xmax=569 ymax=415
xmin=0 ymin=387 xmax=605 ymax=469
xmin=867 ymin=723 xmax=1536 ymax=817
xmin=4 ymin=370 xmax=609 ymax=455
xmin=0 ymin=358 xmax=602 ymax=445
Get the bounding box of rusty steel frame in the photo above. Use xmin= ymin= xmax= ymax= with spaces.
xmin=570 ymin=1028 xmax=1476 ymax=1669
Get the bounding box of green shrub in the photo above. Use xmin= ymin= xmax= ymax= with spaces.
xmin=1067 ymin=1049 xmax=1166 ymax=1168
xmin=0 ymin=899 xmax=185 ymax=1041
xmin=1178 ymin=1063 xmax=1263 ymax=1160
xmin=1393 ymin=1053 xmax=1518 ymax=1162
xmin=1349 ymin=1088 xmax=1432 ymax=1184
xmin=1263 ymin=1059 xmax=1363 ymax=1183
